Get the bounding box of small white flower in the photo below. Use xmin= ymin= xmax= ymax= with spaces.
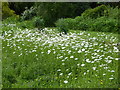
xmin=91 ymin=61 xmax=94 ymax=63
xmin=75 ymin=78 xmax=77 ymax=79
xmin=67 ymin=76 xmax=69 ymax=78
xmin=68 ymin=72 xmax=72 ymax=76
xmin=103 ymin=73 xmax=106 ymax=76
xmin=92 ymin=67 xmax=96 ymax=70
xmin=47 ymin=50 xmax=51 ymax=54
xmin=53 ymin=51 xmax=56 ymax=54
xmin=59 ymin=73 xmax=63 ymax=76
xmin=82 ymin=49 xmax=85 ymax=51
xmin=75 ymin=58 xmax=78 ymax=60
xmin=62 ymin=47 xmax=65 ymax=49
xmin=65 ymin=57 xmax=68 ymax=59
xmin=70 ymin=56 xmax=74 ymax=58
xmin=111 ymin=70 xmax=115 ymax=72
xmin=64 ymin=80 xmax=68 ymax=83
xmin=68 ymin=50 xmax=71 ymax=54
xmin=65 ymin=68 xmax=68 ymax=71
xmin=104 ymin=67 xmax=109 ymax=69
xmin=13 ymin=52 xmax=15 ymax=54
xmin=18 ymin=53 xmax=22 ymax=56
xmin=86 ymin=59 xmax=91 ymax=63
xmin=57 ymin=69 xmax=61 ymax=71
xmin=94 ymin=53 xmax=97 ymax=55
xmin=87 ymin=70 xmax=89 ymax=72
xmin=77 ymin=64 xmax=80 ymax=66
xmin=41 ymin=52 xmax=44 ymax=54
xmin=78 ymin=50 xmax=81 ymax=53
xmin=81 ymin=64 xmax=85 ymax=67
xmin=111 ymin=75 xmax=113 ymax=77
xmin=84 ymin=72 xmax=86 ymax=75
xmin=59 ymin=56 xmax=63 ymax=59
xmin=115 ymin=58 xmax=119 ymax=60
xmin=62 ymin=63 xmax=65 ymax=65
xmin=109 ymin=78 xmax=114 ymax=80
xmin=107 ymin=60 xmax=112 ymax=63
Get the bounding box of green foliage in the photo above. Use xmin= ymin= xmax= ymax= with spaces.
xmin=64 ymin=18 xmax=76 ymax=30
xmin=55 ymin=18 xmax=69 ymax=34
xmin=72 ymin=16 xmax=118 ymax=32
xmin=82 ymin=5 xmax=108 ymax=18
xmin=9 ymin=2 xmax=35 ymax=15
xmin=2 ymin=16 xmax=35 ymax=32
xmin=2 ymin=16 xmax=19 ymax=24
xmin=2 ymin=16 xmax=19 ymax=35
xmin=107 ymin=6 xmax=119 ymax=19
xmin=61 ymin=16 xmax=118 ymax=33
xmin=16 ymin=20 xmax=35 ymax=29
xmin=2 ymin=2 xmax=16 ymax=20
xmin=89 ymin=17 xmax=118 ymax=32
xmin=74 ymin=16 xmax=92 ymax=31
xmin=20 ymin=6 xmax=37 ymax=21
xmin=35 ymin=2 xmax=90 ymax=26
xmin=33 ymin=17 xmax=45 ymax=30
xmin=2 ymin=27 xmax=119 ymax=88
xmin=57 ymin=5 xmax=119 ymax=33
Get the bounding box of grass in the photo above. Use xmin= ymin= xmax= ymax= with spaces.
xmin=2 ymin=22 xmax=119 ymax=88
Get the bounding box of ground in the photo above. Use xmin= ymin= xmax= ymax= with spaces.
xmin=2 ymin=27 xmax=119 ymax=88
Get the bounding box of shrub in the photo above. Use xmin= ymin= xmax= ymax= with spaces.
xmin=74 ymin=17 xmax=94 ymax=31
xmin=2 ymin=2 xmax=16 ymax=20
xmin=107 ymin=6 xmax=119 ymax=20
xmin=63 ymin=18 xmax=76 ymax=30
xmin=35 ymin=2 xmax=91 ymax=27
xmin=88 ymin=17 xmax=118 ymax=32
xmin=16 ymin=20 xmax=34 ymax=29
xmin=55 ymin=18 xmax=69 ymax=34
xmin=82 ymin=5 xmax=108 ymax=19
xmin=20 ymin=6 xmax=37 ymax=21
xmin=55 ymin=5 xmax=119 ymax=33
xmin=2 ymin=16 xmax=19 ymax=24
xmin=33 ymin=17 xmax=45 ymax=30
xmin=74 ymin=16 xmax=84 ymax=23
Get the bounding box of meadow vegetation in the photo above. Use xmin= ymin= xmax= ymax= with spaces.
xmin=1 ymin=3 xmax=119 ymax=88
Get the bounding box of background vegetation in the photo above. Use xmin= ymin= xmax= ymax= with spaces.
xmin=2 ymin=2 xmax=119 ymax=33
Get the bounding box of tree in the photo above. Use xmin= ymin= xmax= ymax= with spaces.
xmin=2 ymin=2 xmax=16 ymax=20
xmin=35 ymin=2 xmax=91 ymax=27
xmin=8 ymin=2 xmax=34 ymax=15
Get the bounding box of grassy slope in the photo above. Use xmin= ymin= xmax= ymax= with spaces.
xmin=2 ymin=26 xmax=119 ymax=88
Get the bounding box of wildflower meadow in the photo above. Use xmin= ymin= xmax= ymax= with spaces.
xmin=1 ymin=2 xmax=119 ymax=88
xmin=2 ymin=26 xmax=119 ymax=88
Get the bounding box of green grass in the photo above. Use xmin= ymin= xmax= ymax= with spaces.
xmin=2 ymin=26 xmax=119 ymax=88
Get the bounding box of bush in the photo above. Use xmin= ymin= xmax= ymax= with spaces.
xmin=75 ymin=16 xmax=118 ymax=33
xmin=20 ymin=6 xmax=37 ymax=21
xmin=16 ymin=20 xmax=35 ymax=29
xmin=63 ymin=18 xmax=76 ymax=30
xmin=74 ymin=16 xmax=94 ymax=31
xmin=82 ymin=5 xmax=108 ymax=19
xmin=35 ymin=2 xmax=91 ymax=27
xmin=2 ymin=16 xmax=19 ymax=24
xmin=33 ymin=17 xmax=45 ymax=30
xmin=71 ymin=16 xmax=118 ymax=33
xmin=107 ymin=6 xmax=119 ymax=20
xmin=2 ymin=16 xmax=35 ymax=31
xmin=55 ymin=18 xmax=69 ymax=34
xmin=89 ymin=17 xmax=118 ymax=32
xmin=2 ymin=2 xmax=16 ymax=20
xmin=55 ymin=5 xmax=118 ymax=33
